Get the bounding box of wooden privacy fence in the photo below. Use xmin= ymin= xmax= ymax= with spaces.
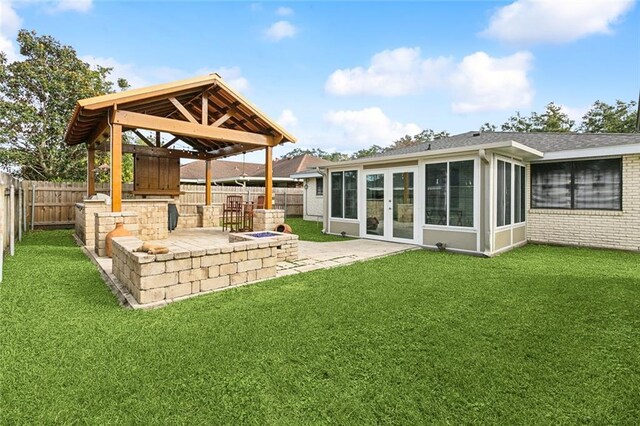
xmin=24 ymin=181 xmax=303 ymax=229
xmin=1 ymin=172 xmax=24 ymax=282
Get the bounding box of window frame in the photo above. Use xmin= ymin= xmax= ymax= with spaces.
xmin=495 ymin=157 xmax=526 ymax=230
xmin=530 ymin=158 xmax=623 ymax=211
xmin=423 ymin=157 xmax=478 ymax=231
xmin=315 ymin=177 xmax=323 ymax=196
xmin=329 ymin=170 xmax=359 ymax=220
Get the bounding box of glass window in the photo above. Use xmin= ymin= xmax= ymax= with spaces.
xmin=514 ymin=165 xmax=526 ymax=223
xmin=497 ymin=161 xmax=505 ymax=226
xmin=425 ymin=163 xmax=447 ymax=225
xmin=531 ymin=159 xmax=621 ymax=210
xmin=330 ymin=171 xmax=358 ymax=219
xmin=449 ymin=161 xmax=474 ymax=227
xmin=331 ymin=172 xmax=343 ymax=218
xmin=425 ymin=160 xmax=474 ymax=228
xmin=316 ymin=177 xmax=323 ymax=196
xmin=344 ymin=171 xmax=358 ymax=219
xmin=497 ymin=160 xmax=516 ymax=227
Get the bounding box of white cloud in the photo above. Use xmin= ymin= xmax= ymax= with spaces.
xmin=277 ymin=109 xmax=298 ymax=127
xmin=481 ymin=0 xmax=635 ymax=44
xmin=1 ymin=0 xmax=93 ymax=63
xmin=276 ymin=6 xmax=294 ymax=16
xmin=324 ymin=107 xmax=421 ymax=148
xmin=50 ymin=0 xmax=93 ymax=13
xmin=81 ymin=55 xmax=151 ymax=88
xmin=325 ymin=47 xmax=452 ymax=96
xmin=265 ymin=20 xmax=297 ymax=41
xmin=0 ymin=1 xmax=22 ymax=62
xmin=210 ymin=66 xmax=250 ymax=93
xmin=449 ymin=51 xmax=534 ymax=113
xmin=325 ymin=47 xmax=535 ymax=113
xmin=559 ymin=104 xmax=589 ymax=124
xmin=81 ymin=57 xmax=250 ymax=93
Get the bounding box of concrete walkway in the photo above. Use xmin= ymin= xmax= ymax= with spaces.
xmin=277 ymin=239 xmax=418 ymax=277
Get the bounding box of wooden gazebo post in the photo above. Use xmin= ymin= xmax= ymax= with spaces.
xmin=205 ymin=159 xmax=212 ymax=205
xmin=110 ymin=121 xmax=123 ymax=213
xmin=264 ymin=146 xmax=273 ymax=209
xmin=87 ymin=145 xmax=96 ymax=197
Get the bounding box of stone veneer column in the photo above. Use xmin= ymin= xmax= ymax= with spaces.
xmin=94 ymin=211 xmax=138 ymax=256
xmin=253 ymin=209 xmax=285 ymax=232
xmin=198 ymin=204 xmax=222 ymax=227
xmin=75 ymin=199 xmax=109 ymax=248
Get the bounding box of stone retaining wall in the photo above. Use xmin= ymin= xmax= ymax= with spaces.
xmin=111 ymin=233 xmax=297 ymax=306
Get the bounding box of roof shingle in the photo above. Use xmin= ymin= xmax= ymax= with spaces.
xmin=372 ymin=131 xmax=640 ymax=158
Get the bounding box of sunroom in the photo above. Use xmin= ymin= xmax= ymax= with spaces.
xmin=322 ymin=140 xmax=543 ymax=256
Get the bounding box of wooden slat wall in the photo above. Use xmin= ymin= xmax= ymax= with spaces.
xmin=24 ymin=181 xmax=303 ymax=228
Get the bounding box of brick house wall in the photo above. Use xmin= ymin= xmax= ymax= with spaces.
xmin=527 ymin=154 xmax=640 ymax=251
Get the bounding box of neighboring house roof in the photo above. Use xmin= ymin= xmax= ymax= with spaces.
xmin=180 ymin=159 xmax=263 ymax=181
xmin=181 ymin=154 xmax=332 ymax=182
xmin=274 ymin=154 xmax=333 ymax=177
xmin=372 ymin=131 xmax=640 ymax=158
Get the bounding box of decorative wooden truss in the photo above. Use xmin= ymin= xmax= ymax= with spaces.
xmin=65 ymin=74 xmax=295 ymax=212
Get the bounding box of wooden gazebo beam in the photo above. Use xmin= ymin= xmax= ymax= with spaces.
xmin=112 ymin=110 xmax=276 ymax=147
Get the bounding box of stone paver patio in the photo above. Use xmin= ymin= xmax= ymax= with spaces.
xmin=277 ymin=239 xmax=417 ymax=276
xmin=80 ymin=228 xmax=418 ymax=308
xmin=151 ymin=228 xmax=417 ymax=277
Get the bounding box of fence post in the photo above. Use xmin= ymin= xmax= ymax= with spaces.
xmin=18 ymin=184 xmax=22 ymax=241
xmin=31 ymin=182 xmax=35 ymax=231
xmin=22 ymin=182 xmax=27 ymax=233
xmin=0 ymin=184 xmax=4 ymax=283
xmin=9 ymin=184 xmax=15 ymax=256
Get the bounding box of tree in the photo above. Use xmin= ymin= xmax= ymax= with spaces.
xmin=531 ymin=102 xmax=574 ymax=132
xmin=500 ymin=103 xmax=574 ymax=132
xmin=580 ymin=100 xmax=637 ymax=133
xmin=0 ymin=30 xmax=127 ymax=181
xmin=480 ymin=122 xmax=497 ymax=132
xmin=279 ymin=147 xmax=350 ymax=162
xmin=351 ymin=145 xmax=385 ymax=159
xmin=387 ymin=129 xmax=449 ymax=151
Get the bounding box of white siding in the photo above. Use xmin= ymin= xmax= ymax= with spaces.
xmin=303 ymin=177 xmax=325 ymax=221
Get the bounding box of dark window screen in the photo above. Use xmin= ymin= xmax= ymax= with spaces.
xmin=532 ymin=159 xmax=621 ymax=210
xmin=573 ymin=159 xmax=621 ymax=210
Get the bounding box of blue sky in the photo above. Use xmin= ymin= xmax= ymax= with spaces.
xmin=1 ymin=0 xmax=638 ymax=162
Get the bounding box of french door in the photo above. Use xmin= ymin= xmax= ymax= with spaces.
xmin=364 ymin=168 xmax=417 ymax=243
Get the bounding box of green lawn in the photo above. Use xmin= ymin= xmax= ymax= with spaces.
xmin=285 ymin=217 xmax=352 ymax=242
xmin=1 ymin=230 xmax=639 ymax=424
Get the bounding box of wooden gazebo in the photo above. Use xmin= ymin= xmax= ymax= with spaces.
xmin=64 ymin=73 xmax=296 ymax=212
